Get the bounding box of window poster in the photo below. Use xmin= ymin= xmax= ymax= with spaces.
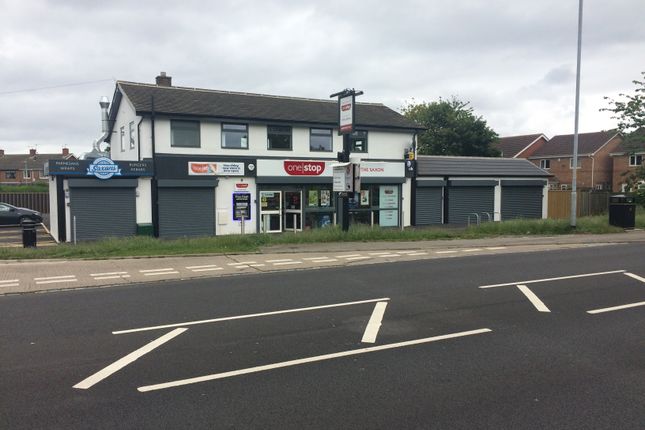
xmin=379 ymin=185 xmax=398 ymax=209
xmin=308 ymin=190 xmax=319 ymax=207
xmin=379 ymin=209 xmax=398 ymax=227
xmin=320 ymin=190 xmax=330 ymax=207
xmin=360 ymin=190 xmax=370 ymax=206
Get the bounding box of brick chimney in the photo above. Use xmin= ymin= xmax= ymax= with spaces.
xmin=62 ymin=147 xmax=69 ymax=156
xmin=155 ymin=72 xmax=172 ymax=87
xmin=29 ymin=148 xmax=37 ymax=156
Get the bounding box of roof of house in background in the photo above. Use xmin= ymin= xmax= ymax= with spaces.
xmin=611 ymin=129 xmax=645 ymax=154
xmin=529 ymin=130 xmax=619 ymax=158
xmin=0 ymin=151 xmax=75 ymax=171
xmin=416 ymin=155 xmax=551 ymax=177
xmin=115 ymin=81 xmax=423 ymax=132
xmin=494 ymin=133 xmax=547 ymax=158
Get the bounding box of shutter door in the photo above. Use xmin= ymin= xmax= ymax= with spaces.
xmin=415 ymin=187 xmax=443 ymax=225
xmin=501 ymin=186 xmax=543 ymax=220
xmin=448 ymin=186 xmax=494 ymax=224
xmin=70 ymin=188 xmax=136 ymax=241
xmin=158 ymin=188 xmax=215 ymax=238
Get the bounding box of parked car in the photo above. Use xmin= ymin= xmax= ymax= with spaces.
xmin=0 ymin=202 xmax=43 ymax=225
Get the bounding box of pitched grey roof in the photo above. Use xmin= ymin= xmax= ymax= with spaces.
xmin=0 ymin=153 xmax=75 ymax=171
xmin=530 ymin=130 xmax=618 ymax=157
xmin=494 ymin=134 xmax=545 ymax=158
xmin=116 ymin=82 xmax=422 ymax=130
xmin=416 ymin=155 xmax=550 ymax=177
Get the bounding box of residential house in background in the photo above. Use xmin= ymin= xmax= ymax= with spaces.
xmin=494 ymin=133 xmax=548 ymax=158
xmin=0 ymin=148 xmax=75 ymax=185
xmin=610 ymin=139 xmax=645 ymax=191
xmin=527 ymin=130 xmax=622 ymax=191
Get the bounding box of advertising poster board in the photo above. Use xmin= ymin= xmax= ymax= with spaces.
xmin=379 ymin=185 xmax=399 ymax=227
xmin=232 ymin=192 xmax=251 ymax=221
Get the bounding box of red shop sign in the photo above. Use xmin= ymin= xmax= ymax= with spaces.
xmin=283 ymin=161 xmax=326 ymax=176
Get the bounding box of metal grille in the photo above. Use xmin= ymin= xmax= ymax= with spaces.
xmin=447 ymin=187 xmax=494 ymax=224
xmin=158 ymin=188 xmax=215 ymax=238
xmin=70 ymin=188 xmax=136 ymax=241
xmin=415 ymin=187 xmax=443 ymax=225
xmin=501 ymin=186 xmax=543 ymax=220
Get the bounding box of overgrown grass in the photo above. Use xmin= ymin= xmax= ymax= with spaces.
xmin=0 ymin=184 xmax=48 ymax=193
xmin=0 ymin=215 xmax=632 ymax=260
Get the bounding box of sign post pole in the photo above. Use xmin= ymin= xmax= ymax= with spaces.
xmin=330 ymin=88 xmax=363 ymax=232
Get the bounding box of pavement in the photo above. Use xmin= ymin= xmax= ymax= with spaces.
xmin=1 ymin=229 xmax=644 ymax=295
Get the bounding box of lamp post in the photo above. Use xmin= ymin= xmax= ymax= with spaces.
xmin=571 ymin=0 xmax=583 ymax=227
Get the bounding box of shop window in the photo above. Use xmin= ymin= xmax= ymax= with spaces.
xmin=129 ymin=121 xmax=136 ymax=149
xmin=540 ymin=159 xmax=550 ymax=169
xmin=267 ymin=125 xmax=292 ymax=150
xmin=171 ymin=120 xmax=201 ymax=148
xmin=304 ymin=186 xmax=334 ymax=229
xmin=348 ymin=184 xmax=399 ymax=228
xmin=310 ymin=128 xmax=332 ymax=152
xmin=5 ymin=171 xmax=16 ymax=179
xmin=349 ymin=130 xmax=368 ymax=153
xmin=222 ymin=123 xmax=248 ymax=149
xmin=629 ymin=154 xmax=643 ymax=166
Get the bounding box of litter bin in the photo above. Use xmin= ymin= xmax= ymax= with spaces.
xmin=608 ymin=194 xmax=636 ymax=229
xmin=22 ymin=219 xmax=37 ymax=248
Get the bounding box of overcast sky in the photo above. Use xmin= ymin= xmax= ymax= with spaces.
xmin=1 ymin=0 xmax=643 ymax=156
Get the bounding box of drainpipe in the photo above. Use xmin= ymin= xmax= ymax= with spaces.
xmin=136 ymin=116 xmax=144 ymax=161
xmin=590 ymin=155 xmax=595 ymax=189
xmin=150 ymin=95 xmax=159 ymax=238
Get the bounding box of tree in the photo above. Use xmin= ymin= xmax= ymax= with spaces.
xmin=602 ymin=71 xmax=645 ymax=205
xmin=402 ymin=97 xmax=500 ymax=157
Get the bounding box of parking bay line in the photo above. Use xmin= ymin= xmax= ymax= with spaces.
xmin=74 ymin=328 xmax=187 ymax=390
xmin=144 ymin=271 xmax=179 ymax=276
xmin=587 ymin=301 xmax=645 ymax=314
xmin=0 ymin=279 xmax=19 ymax=284
xmin=516 ymin=284 xmax=551 ymax=313
xmin=0 ymin=283 xmax=19 ymax=288
xmin=140 ymin=268 xmax=175 ymax=273
xmin=624 ymin=272 xmax=645 ymax=284
xmin=90 ymin=272 xmax=128 ymax=277
xmin=34 ymin=275 xmax=76 ymax=281
xmin=186 ymin=264 xmax=219 ymax=270
xmin=273 ymin=261 xmax=302 ymax=266
xmin=137 ymin=328 xmax=492 ymax=392
xmin=113 ymin=297 xmax=391 ymax=335
xmin=36 ymin=278 xmax=78 ymax=285
xmin=94 ymin=275 xmax=131 ymax=280
xmin=479 ymin=270 xmax=626 ymax=289
xmin=361 ymin=301 xmax=388 ymax=343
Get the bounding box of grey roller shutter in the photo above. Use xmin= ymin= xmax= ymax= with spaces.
xmin=415 ymin=187 xmax=443 ymax=225
xmin=501 ymin=186 xmax=543 ymax=220
xmin=158 ymin=188 xmax=215 ymax=238
xmin=70 ymin=188 xmax=136 ymax=241
xmin=448 ymin=186 xmax=494 ymax=224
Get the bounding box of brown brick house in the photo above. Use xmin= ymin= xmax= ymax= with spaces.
xmin=494 ymin=133 xmax=548 ymax=158
xmin=0 ymin=148 xmax=75 ymax=185
xmin=527 ymin=131 xmax=622 ymax=191
xmin=610 ymin=140 xmax=645 ymax=192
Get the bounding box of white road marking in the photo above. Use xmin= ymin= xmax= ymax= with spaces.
xmin=90 ymin=272 xmax=128 ymax=277
xmin=273 ymin=261 xmax=303 ymax=266
xmin=74 ymin=328 xmax=187 ymax=390
xmin=94 ymin=275 xmax=131 ymax=280
xmin=144 ymin=271 xmax=179 ymax=276
xmin=335 ymin=254 xmax=362 ymax=258
xmin=36 ymin=278 xmax=77 ymax=285
xmin=34 ymin=275 xmax=76 ymax=281
xmin=303 ymin=257 xmax=331 ymax=261
xmin=368 ymin=252 xmax=394 ymax=255
xmin=516 ymin=285 xmax=551 ymax=313
xmin=139 ymin=268 xmax=175 ymax=273
xmin=396 ymin=251 xmax=419 ymax=254
xmin=408 ymin=252 xmax=428 ymax=256
xmin=191 ymin=267 xmax=223 ymax=272
xmin=436 ymin=250 xmax=458 ymax=254
xmin=312 ymin=259 xmax=338 ymax=263
xmin=346 ymin=256 xmax=371 ymax=261
xmin=137 ymin=328 xmax=492 ymax=392
xmin=228 ymin=261 xmax=256 ymax=266
xmin=233 ymin=265 xmax=251 ymax=269
xmin=462 ymin=248 xmax=483 ymax=252
xmin=361 ymin=301 xmax=388 ymax=343
xmin=479 ymin=270 xmax=626 ymax=289
xmin=249 ymin=264 xmax=266 ymax=268
xmin=113 ymin=297 xmax=391 ymax=335
xmin=375 ymin=254 xmax=401 ymax=258
xmin=186 ymin=264 xmax=219 ymax=270
xmin=0 ymin=283 xmax=19 ymax=288
xmin=265 ymin=259 xmax=294 ymax=263
xmin=624 ymin=272 xmax=645 ymax=284
xmin=485 ymin=247 xmax=507 ymax=250
xmin=587 ymin=301 xmax=645 ymax=314
xmin=0 ymin=279 xmax=19 ymax=284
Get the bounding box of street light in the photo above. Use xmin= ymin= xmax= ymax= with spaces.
xmin=571 ymin=0 xmax=583 ymax=228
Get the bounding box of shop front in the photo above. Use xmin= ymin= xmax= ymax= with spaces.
xmin=256 ymin=159 xmax=406 ymax=232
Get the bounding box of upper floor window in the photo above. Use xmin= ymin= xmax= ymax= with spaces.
xmin=129 ymin=121 xmax=135 ymax=149
xmin=349 ymin=130 xmax=368 ymax=153
xmin=310 ymin=128 xmax=332 ymax=152
xmin=540 ymin=159 xmax=550 ymax=169
xmin=171 ymin=120 xmax=201 ymax=148
xmin=569 ymin=158 xmax=581 ymax=169
xmin=120 ymin=126 xmax=126 ymax=152
xmin=629 ymin=154 xmax=643 ymax=166
xmin=267 ymin=125 xmax=292 ymax=150
xmin=5 ymin=171 xmax=16 ymax=179
xmin=222 ymin=123 xmax=248 ymax=149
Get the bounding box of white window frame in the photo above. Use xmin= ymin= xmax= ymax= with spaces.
xmin=129 ymin=121 xmax=135 ymax=150
xmin=120 ymin=126 xmax=125 ymax=152
xmin=560 ymin=184 xmax=570 ymax=190
xmin=569 ymin=158 xmax=581 ymax=169
xmin=540 ymin=159 xmax=550 ymax=169
xmin=629 ymin=154 xmax=643 ymax=167
xmin=23 ymin=169 xmax=32 ymax=179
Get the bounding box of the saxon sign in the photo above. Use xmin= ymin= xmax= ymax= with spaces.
xmin=283 ymin=161 xmax=326 ymax=176
xmin=86 ymin=157 xmax=122 ymax=180
xmin=188 ymin=162 xmax=245 ymax=176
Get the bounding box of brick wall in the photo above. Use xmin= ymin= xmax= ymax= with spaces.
xmin=0 ymin=169 xmax=45 ymax=184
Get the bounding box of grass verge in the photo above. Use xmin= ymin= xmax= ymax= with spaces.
xmin=0 ymin=214 xmax=634 ymax=261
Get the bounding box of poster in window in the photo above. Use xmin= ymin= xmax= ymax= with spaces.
xmin=360 ymin=190 xmax=370 ymax=206
xmin=379 ymin=209 xmax=398 ymax=227
xmin=308 ymin=190 xmax=319 ymax=207
xmin=379 ymin=185 xmax=398 ymax=209
xmin=320 ymin=190 xmax=330 ymax=207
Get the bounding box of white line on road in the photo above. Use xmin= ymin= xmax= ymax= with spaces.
xmin=346 ymin=256 xmax=371 ymax=261
xmin=361 ymin=301 xmax=388 ymax=343
xmin=191 ymin=267 xmax=223 ymax=272
xmin=90 ymin=272 xmax=128 ymax=276
xmin=143 ymin=271 xmax=179 ymax=276
xmin=228 ymin=262 xmax=257 ymax=266
xmin=74 ymin=328 xmax=187 ymax=390
xmin=139 ymin=268 xmax=175 ymax=273
xmin=303 ymin=257 xmax=331 ymax=261
xmin=0 ymin=279 xmax=19 ymax=284
xmin=34 ymin=275 xmax=76 ymax=281
xmin=265 ymin=259 xmax=294 ymax=263
xmin=624 ymin=272 xmax=645 ymax=284
xmin=94 ymin=275 xmax=131 ymax=280
xmin=408 ymin=252 xmax=428 ymax=256
xmin=0 ymin=283 xmax=19 ymax=288
xmin=185 ymin=264 xmax=219 ymax=270
xmin=36 ymin=278 xmax=77 ymax=285
xmin=516 ymin=285 xmax=551 ymax=313
xmin=396 ymin=251 xmax=419 ymax=254
xmin=436 ymin=250 xmax=458 ymax=254
xmin=249 ymin=264 xmax=266 ymax=267
xmin=368 ymin=252 xmax=394 ymax=255
xmin=137 ymin=328 xmax=492 ymax=392
xmin=479 ymin=270 xmax=626 ymax=289
xmin=587 ymin=301 xmax=645 ymax=314
xmin=462 ymin=248 xmax=483 ymax=252
xmin=113 ymin=297 xmax=391 ymax=335
xmin=335 ymin=254 xmax=362 ymax=258
xmin=273 ymin=261 xmax=303 ymax=266
xmin=485 ymin=247 xmax=507 ymax=250
xmin=312 ymin=259 xmax=338 ymax=263
xmin=375 ymin=254 xmax=401 ymax=258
